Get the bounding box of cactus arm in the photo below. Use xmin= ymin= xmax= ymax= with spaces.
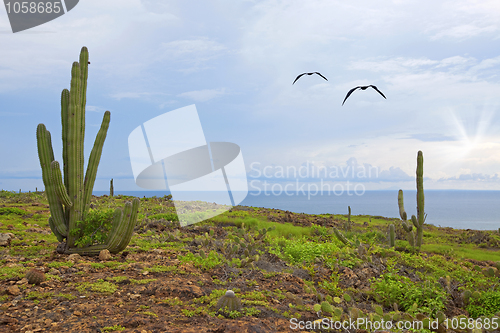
xmin=82 ymin=111 xmax=111 ymax=214
xmin=402 ymin=221 xmax=413 ymax=232
xmin=61 ymin=89 xmax=70 ymax=192
xmin=411 ymin=215 xmax=418 ymax=228
xmin=36 ymin=124 xmax=68 ymax=237
xmin=79 ymin=47 xmax=89 ymax=142
xmin=113 ymin=198 xmax=140 ymax=252
xmin=50 ymin=161 xmax=73 ymax=207
xmin=49 ymin=217 xmax=64 ymax=242
xmin=333 ymin=227 xmax=354 ymax=246
xmin=398 ymin=190 xmax=406 ymax=221
xmin=105 ymin=206 xmax=126 ymax=252
xmin=66 ymin=61 xmax=84 ymax=248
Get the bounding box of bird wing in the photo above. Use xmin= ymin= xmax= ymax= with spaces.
xmin=314 ymin=72 xmax=328 ymax=81
xmin=292 ymin=73 xmax=307 ymax=85
xmin=342 ymin=87 xmax=360 ymax=105
xmin=370 ymin=85 xmax=387 ymax=99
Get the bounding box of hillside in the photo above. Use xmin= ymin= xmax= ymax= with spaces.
xmin=1 ymin=191 xmax=500 ymax=333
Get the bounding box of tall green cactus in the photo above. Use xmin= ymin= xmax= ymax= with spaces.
xmin=36 ymin=46 xmax=139 ymax=255
xmin=398 ymin=151 xmax=426 ymax=250
xmin=415 ymin=150 xmax=426 ymax=248
xmin=110 ymin=178 xmax=114 ymax=197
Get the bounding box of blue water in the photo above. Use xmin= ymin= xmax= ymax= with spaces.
xmin=93 ymin=190 xmax=500 ymax=231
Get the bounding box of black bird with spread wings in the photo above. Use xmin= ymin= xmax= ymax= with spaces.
xmin=292 ymin=72 xmax=328 ymax=85
xmin=342 ymin=85 xmax=386 ymax=105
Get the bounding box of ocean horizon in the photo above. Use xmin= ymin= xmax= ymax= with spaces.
xmin=92 ymin=190 xmax=500 ymax=231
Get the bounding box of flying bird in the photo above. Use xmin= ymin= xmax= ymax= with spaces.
xmin=292 ymin=72 xmax=328 ymax=85
xmin=342 ymin=85 xmax=386 ymax=105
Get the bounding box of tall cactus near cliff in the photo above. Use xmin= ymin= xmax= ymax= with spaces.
xmin=36 ymin=46 xmax=139 ymax=255
xmin=414 ymin=150 xmax=426 ymax=249
xmin=397 ymin=151 xmax=426 ymax=250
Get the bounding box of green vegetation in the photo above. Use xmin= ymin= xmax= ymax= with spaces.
xmin=102 ymin=325 xmax=125 ymax=332
xmin=466 ymin=290 xmax=500 ymax=318
xmin=74 ymin=279 xmax=118 ymax=294
xmin=1 ymin=176 xmax=500 ymax=330
xmin=0 ymin=207 xmax=27 ymax=215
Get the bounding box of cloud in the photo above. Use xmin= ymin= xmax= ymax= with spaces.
xmin=430 ymin=24 xmax=498 ymax=41
xmin=247 ymin=157 xmax=413 ymax=183
xmin=177 ymin=88 xmax=226 ymax=102
xmin=405 ymin=133 xmax=456 ymax=142
xmin=159 ymin=39 xmax=226 ymax=58
xmin=156 ymin=38 xmax=228 ymax=73
xmin=109 ymin=92 xmax=168 ymax=101
xmin=86 ymin=105 xmax=106 ymax=112
xmin=439 ymin=173 xmax=500 ymax=182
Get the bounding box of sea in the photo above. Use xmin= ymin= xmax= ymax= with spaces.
xmin=93 ymin=190 xmax=500 ymax=231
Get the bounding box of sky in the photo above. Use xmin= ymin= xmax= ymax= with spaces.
xmin=1 ymin=0 xmax=500 ymax=194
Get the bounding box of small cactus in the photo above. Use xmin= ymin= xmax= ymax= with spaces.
xmin=389 ymin=224 xmax=395 ymax=247
xmin=463 ymin=290 xmax=472 ymax=304
xmin=484 ymin=267 xmax=495 ymax=277
xmin=436 ymin=311 xmax=446 ymax=323
xmin=25 ymin=269 xmax=46 ymax=285
xmin=216 ymin=290 xmax=242 ymax=311
xmin=320 ymin=301 xmax=333 ymax=314
xmin=349 ymin=307 xmax=359 ymax=320
xmin=333 ymin=227 xmax=354 ymax=246
xmin=110 ymin=178 xmax=114 ymax=197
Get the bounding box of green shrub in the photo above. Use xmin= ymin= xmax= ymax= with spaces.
xmin=0 ymin=207 xmax=27 ymax=215
xmin=178 ymin=250 xmax=223 ymax=270
xmin=73 ymin=208 xmax=115 ymax=247
xmin=269 ymin=237 xmax=339 ymax=265
xmin=370 ymin=264 xmax=446 ymax=316
xmin=149 ymin=212 xmax=178 ymax=221
xmin=466 ymin=290 xmax=500 ymax=318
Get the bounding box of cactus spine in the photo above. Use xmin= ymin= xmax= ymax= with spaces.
xmin=110 ymin=178 xmax=114 ymax=197
xmin=398 ymin=151 xmax=425 ymax=250
xmin=36 ymin=47 xmax=139 ymax=255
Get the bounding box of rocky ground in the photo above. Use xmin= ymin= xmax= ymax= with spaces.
xmin=1 ymin=192 xmax=499 ymax=333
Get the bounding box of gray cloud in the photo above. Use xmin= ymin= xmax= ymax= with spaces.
xmin=247 ymin=157 xmax=413 ymax=183
xmin=439 ymin=173 xmax=500 ymax=182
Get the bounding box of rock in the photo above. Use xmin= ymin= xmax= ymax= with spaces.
xmin=0 ymin=233 xmax=15 ymax=246
xmin=6 ymin=285 xmax=20 ymax=296
xmin=67 ymin=253 xmax=81 ymax=262
xmin=99 ymin=249 xmax=111 ymax=261
xmin=16 ymin=278 xmax=28 ymax=285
